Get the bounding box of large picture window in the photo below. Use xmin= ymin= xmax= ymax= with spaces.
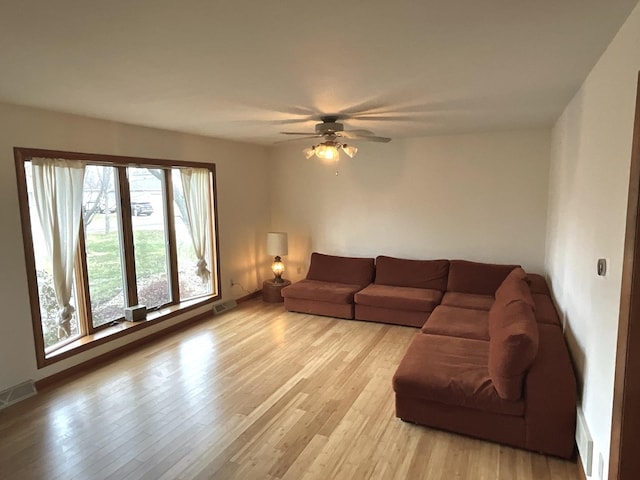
xmin=15 ymin=148 xmax=221 ymax=366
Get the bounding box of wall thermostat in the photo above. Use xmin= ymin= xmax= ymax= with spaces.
xmin=597 ymin=258 xmax=607 ymax=277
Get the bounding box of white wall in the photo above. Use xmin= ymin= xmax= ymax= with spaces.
xmin=270 ymin=129 xmax=551 ymax=282
xmin=0 ymin=102 xmax=270 ymax=392
xmin=546 ymin=4 xmax=640 ymax=478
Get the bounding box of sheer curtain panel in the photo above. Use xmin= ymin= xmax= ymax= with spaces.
xmin=180 ymin=167 xmax=211 ymax=283
xmin=31 ymin=157 xmax=86 ymax=335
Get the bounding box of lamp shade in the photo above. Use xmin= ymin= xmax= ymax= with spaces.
xmin=342 ymin=144 xmax=358 ymax=158
xmin=266 ymin=232 xmax=288 ymax=256
xmin=303 ymin=146 xmax=316 ymax=159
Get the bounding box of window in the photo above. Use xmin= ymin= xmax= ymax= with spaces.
xmin=82 ymin=164 xmax=126 ymax=328
xmin=15 ymin=148 xmax=221 ymax=367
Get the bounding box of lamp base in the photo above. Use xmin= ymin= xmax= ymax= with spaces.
xmin=271 ymin=255 xmax=285 ymax=283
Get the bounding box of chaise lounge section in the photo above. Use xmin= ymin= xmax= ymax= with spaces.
xmin=393 ymin=267 xmax=576 ymax=459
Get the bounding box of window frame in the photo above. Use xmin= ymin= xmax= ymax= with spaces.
xmin=14 ymin=147 xmax=222 ymax=368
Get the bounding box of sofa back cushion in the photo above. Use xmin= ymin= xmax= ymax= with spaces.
xmin=374 ymin=256 xmax=449 ymax=290
xmin=447 ymin=260 xmax=519 ymax=296
xmin=494 ymin=267 xmax=535 ymax=310
xmin=488 ymin=299 xmax=539 ymax=400
xmin=306 ymin=252 xmax=375 ymax=287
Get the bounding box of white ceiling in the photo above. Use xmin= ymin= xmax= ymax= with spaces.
xmin=0 ymin=1 xmax=637 ymax=145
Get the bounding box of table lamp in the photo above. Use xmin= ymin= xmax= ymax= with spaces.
xmin=266 ymin=232 xmax=288 ymax=283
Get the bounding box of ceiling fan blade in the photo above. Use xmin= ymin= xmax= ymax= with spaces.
xmin=274 ymin=135 xmax=322 ymax=144
xmin=337 ymin=130 xmax=375 ymax=139
xmin=340 ymin=133 xmax=391 ymax=143
xmin=279 ymin=131 xmax=318 ymax=136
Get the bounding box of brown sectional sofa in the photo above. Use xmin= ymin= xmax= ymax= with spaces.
xmin=281 ymin=253 xmax=576 ymax=459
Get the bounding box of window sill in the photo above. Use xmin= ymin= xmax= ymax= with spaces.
xmin=42 ymin=295 xmax=218 ymax=366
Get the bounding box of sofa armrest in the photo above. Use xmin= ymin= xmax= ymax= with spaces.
xmin=524 ymin=324 xmax=576 ymax=458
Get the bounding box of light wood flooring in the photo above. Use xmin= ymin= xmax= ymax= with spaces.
xmin=0 ymin=299 xmax=580 ymax=480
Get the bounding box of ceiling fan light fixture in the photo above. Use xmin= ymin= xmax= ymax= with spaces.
xmin=283 ymin=115 xmax=390 ymax=162
xmin=342 ymin=144 xmax=358 ymax=158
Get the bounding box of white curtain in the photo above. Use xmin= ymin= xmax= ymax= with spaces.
xmin=32 ymin=158 xmax=86 ymax=335
xmin=180 ymin=168 xmax=211 ymax=283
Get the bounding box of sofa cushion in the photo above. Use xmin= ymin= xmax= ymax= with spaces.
xmin=488 ymin=300 xmax=539 ymax=401
xmin=440 ymin=292 xmax=494 ymax=311
xmin=306 ymin=252 xmax=375 ymax=287
xmin=494 ymin=267 xmax=535 ymax=310
xmin=447 ymin=260 xmax=519 ymax=296
xmin=375 ymin=256 xmax=449 ymax=291
xmin=421 ymin=305 xmax=489 ymax=341
xmin=281 ymin=279 xmax=363 ymax=304
xmin=355 ymin=304 xmax=430 ymax=328
xmin=532 ymin=294 xmax=561 ymax=326
xmin=393 ymin=333 xmax=524 ymax=416
xmin=354 ymin=284 xmax=442 ymax=312
xmin=527 ymin=273 xmax=551 ymax=295
xmin=283 ymin=297 xmax=354 ymax=319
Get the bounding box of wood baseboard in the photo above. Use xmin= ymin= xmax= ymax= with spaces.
xmin=237 ymin=290 xmax=261 ymax=303
xmin=578 ymin=456 xmax=587 ymax=480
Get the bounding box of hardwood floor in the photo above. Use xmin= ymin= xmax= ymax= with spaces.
xmin=0 ymin=300 xmax=579 ymax=480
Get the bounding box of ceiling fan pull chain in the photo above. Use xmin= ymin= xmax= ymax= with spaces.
xmin=335 ymin=157 xmax=339 ymax=176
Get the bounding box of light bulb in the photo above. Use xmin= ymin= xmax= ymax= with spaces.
xmin=315 ymin=143 xmax=340 ymax=161
xmin=271 ymin=256 xmax=285 ymax=282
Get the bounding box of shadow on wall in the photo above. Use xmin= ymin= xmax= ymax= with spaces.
xmin=225 ymin=238 xmax=262 ymax=297
xmin=286 ymin=232 xmax=313 ymax=282
xmin=563 ymin=316 xmax=586 ymax=402
xmin=349 ymin=141 xmax=406 ymax=193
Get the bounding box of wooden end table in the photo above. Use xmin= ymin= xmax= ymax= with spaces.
xmin=262 ymin=279 xmax=291 ymax=303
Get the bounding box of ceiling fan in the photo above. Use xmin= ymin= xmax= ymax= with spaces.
xmin=279 ymin=115 xmax=391 ymax=160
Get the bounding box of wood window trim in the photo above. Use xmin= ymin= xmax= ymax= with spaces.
xmin=165 ymin=170 xmax=181 ymax=303
xmin=13 ymin=146 xmax=222 ymax=369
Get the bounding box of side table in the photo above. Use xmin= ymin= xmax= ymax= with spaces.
xmin=262 ymin=279 xmax=291 ymax=303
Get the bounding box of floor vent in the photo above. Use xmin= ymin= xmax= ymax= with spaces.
xmin=576 ymin=406 xmax=593 ymax=476
xmin=213 ymin=300 xmax=238 ymax=315
xmin=0 ymin=380 xmax=37 ymax=410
